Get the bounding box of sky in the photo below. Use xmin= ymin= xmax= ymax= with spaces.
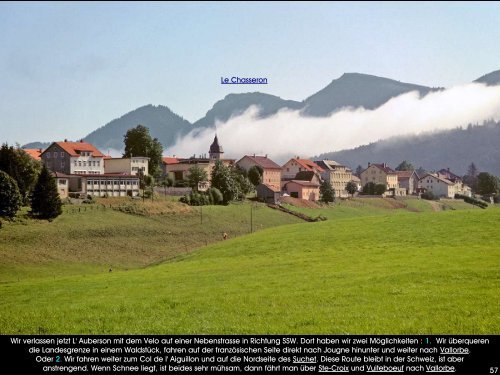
xmin=1 ymin=1 xmax=500 ymax=146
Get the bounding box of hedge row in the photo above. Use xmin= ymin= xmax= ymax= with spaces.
xmin=454 ymin=193 xmax=488 ymax=209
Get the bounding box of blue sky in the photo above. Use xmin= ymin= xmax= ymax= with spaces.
xmin=1 ymin=1 xmax=500 ymax=145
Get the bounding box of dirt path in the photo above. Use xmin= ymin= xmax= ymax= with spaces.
xmin=427 ymin=200 xmax=442 ymax=212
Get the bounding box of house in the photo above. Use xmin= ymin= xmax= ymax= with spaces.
xmin=162 ymin=157 xmax=180 ymax=177
xmin=256 ymin=183 xmax=280 ymax=204
xmin=105 ymin=157 xmax=149 ymax=176
xmin=283 ymin=180 xmax=320 ymax=201
xmin=23 ymin=148 xmax=43 ymax=161
xmin=282 ymin=157 xmax=323 ymax=182
xmin=418 ymin=173 xmax=458 ymax=198
xmin=360 ymin=163 xmax=399 ymax=196
xmin=236 ymin=155 xmax=282 ymax=190
xmin=395 ymin=170 xmax=419 ymax=195
xmin=52 ymin=172 xmax=70 ymax=199
xmin=165 ymin=157 xmax=212 ymax=184
xmin=41 ymin=140 xmax=105 ymax=175
xmin=314 ymin=160 xmax=353 ymax=198
xmin=437 ymin=168 xmax=471 ymax=197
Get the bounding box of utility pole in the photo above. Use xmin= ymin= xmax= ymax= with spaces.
xmin=200 ymin=205 xmax=203 ymax=224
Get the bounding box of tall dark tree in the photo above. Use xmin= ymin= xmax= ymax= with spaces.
xmin=0 ymin=170 xmax=22 ymax=219
xmin=31 ymin=165 xmax=62 ymax=220
xmin=477 ymin=172 xmax=498 ymax=195
xmin=247 ymin=165 xmax=263 ymax=186
xmin=187 ymin=165 xmax=208 ymax=191
xmin=0 ymin=144 xmax=41 ymax=204
xmin=355 ymin=165 xmax=363 ymax=177
xmin=346 ymin=181 xmax=358 ymax=197
xmin=123 ymin=125 xmax=163 ymax=178
xmin=395 ymin=160 xmax=415 ymax=171
xmin=463 ymin=162 xmax=479 ymax=192
xmin=320 ymin=180 xmax=335 ymax=203
xmin=362 ymin=182 xmax=376 ymax=195
xmin=210 ymin=160 xmax=240 ymax=204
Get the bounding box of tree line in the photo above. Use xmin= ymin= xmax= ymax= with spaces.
xmin=0 ymin=144 xmax=62 ymax=223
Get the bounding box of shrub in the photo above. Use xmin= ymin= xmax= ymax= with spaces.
xmin=421 ymin=191 xmax=436 ymax=200
xmin=208 ymin=187 xmax=223 ymax=205
xmin=173 ymin=180 xmax=189 ymax=188
xmin=374 ymin=184 xmax=387 ymax=196
xmin=455 ymin=193 xmax=488 ymax=208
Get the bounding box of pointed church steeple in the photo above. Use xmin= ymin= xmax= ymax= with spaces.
xmin=209 ymin=134 xmax=224 ymax=160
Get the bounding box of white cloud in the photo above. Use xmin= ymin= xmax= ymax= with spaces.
xmin=169 ymin=83 xmax=500 ymax=163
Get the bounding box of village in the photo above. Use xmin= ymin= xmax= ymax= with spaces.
xmin=21 ymin=133 xmax=473 ymax=205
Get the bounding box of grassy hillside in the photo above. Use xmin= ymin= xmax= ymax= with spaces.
xmin=0 ymin=200 xmax=301 ymax=282
xmin=1 ymin=207 xmax=498 ymax=334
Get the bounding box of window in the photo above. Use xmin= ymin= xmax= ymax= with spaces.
xmin=74 ymin=161 xmax=77 ymax=166
xmin=61 ymin=162 xmax=65 ymax=168
xmin=114 ymin=181 xmax=118 ymax=186
xmin=46 ymin=153 xmax=51 ymax=159
xmin=61 ymin=152 xmax=64 ymax=158
xmin=97 ymin=161 xmax=100 ymax=167
xmin=59 ymin=179 xmax=67 ymax=185
xmin=93 ymin=161 xmax=96 ymax=167
xmin=78 ymin=161 xmax=82 ymax=167
xmin=54 ymin=152 xmax=58 ymax=158
xmin=83 ymin=161 xmax=86 ymax=167
xmin=87 ymin=180 xmax=92 ymax=185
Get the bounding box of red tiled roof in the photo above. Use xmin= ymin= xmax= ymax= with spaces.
xmin=23 ymin=148 xmax=42 ymax=160
xmin=292 ymin=158 xmax=324 ymax=173
xmin=240 ymin=155 xmax=281 ymax=169
xmin=43 ymin=141 xmax=105 ymax=157
xmin=162 ymin=157 xmax=180 ymax=164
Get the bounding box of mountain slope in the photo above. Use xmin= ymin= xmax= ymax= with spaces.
xmin=302 ymin=73 xmax=440 ymax=116
xmin=83 ymin=104 xmax=192 ymax=151
xmin=192 ymin=92 xmax=302 ymax=128
xmin=314 ymin=121 xmax=500 ymax=176
xmin=474 ymin=70 xmax=500 ymax=86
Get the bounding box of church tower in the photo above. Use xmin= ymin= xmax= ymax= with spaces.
xmin=209 ymin=134 xmax=224 ymax=160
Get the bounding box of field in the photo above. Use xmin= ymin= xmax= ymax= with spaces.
xmin=0 ymin=199 xmax=301 ymax=282
xmin=1 ymin=197 xmax=498 ymax=334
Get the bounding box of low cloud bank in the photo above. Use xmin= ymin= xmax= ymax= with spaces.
xmin=169 ymin=83 xmax=500 ymax=163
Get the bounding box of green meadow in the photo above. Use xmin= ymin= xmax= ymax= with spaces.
xmin=0 ymin=198 xmax=499 ymax=334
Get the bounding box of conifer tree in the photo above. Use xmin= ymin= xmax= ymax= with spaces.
xmin=31 ymin=165 xmax=62 ymax=219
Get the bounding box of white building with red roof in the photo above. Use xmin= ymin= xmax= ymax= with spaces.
xmin=41 ymin=140 xmax=105 ymax=175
